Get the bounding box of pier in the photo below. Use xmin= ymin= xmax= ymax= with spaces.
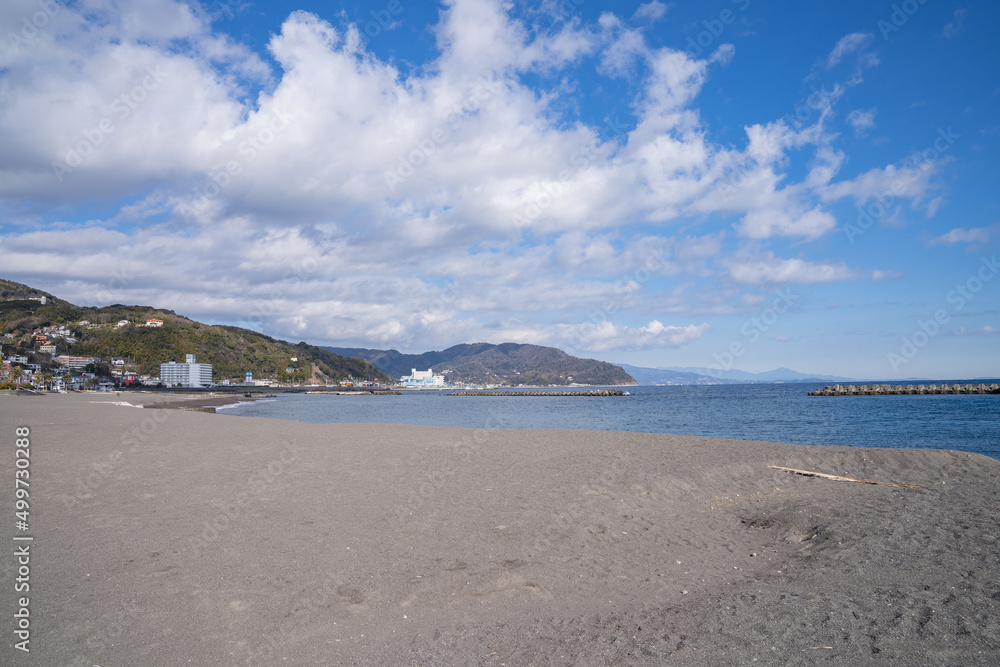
xmin=809 ymin=383 xmax=1000 ymax=396
xmin=449 ymin=389 xmax=626 ymax=397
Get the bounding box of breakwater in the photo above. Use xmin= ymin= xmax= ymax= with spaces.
xmin=810 ymin=383 xmax=1000 ymax=396
xmin=449 ymin=389 xmax=626 ymax=397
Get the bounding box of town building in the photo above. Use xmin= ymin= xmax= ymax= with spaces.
xmin=55 ymin=355 xmax=97 ymax=369
xmin=400 ymin=368 xmax=445 ymax=387
xmin=145 ymin=318 xmax=163 ymax=327
xmin=159 ymin=354 xmax=213 ymax=387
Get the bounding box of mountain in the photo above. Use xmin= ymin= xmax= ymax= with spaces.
xmin=0 ymin=279 xmax=389 ymax=384
xmin=614 ymin=363 xmax=857 ymax=385
xmin=325 ymin=343 xmax=637 ymax=386
xmin=615 ymin=364 xmax=725 ymax=386
xmin=663 ymin=366 xmax=856 ymax=383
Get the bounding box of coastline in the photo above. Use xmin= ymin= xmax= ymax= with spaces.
xmin=2 ymin=392 xmax=998 ymax=664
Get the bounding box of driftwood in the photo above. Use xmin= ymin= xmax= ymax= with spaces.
xmin=769 ymin=465 xmax=918 ymax=488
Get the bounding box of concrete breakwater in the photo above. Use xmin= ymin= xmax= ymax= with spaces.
xmin=450 ymin=389 xmax=626 ymax=397
xmin=810 ymin=383 xmax=1000 ymax=396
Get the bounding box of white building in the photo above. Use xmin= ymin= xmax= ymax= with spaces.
xmin=400 ymin=368 xmax=445 ymax=387
xmin=160 ymin=354 xmax=213 ymax=387
xmin=54 ymin=355 xmax=96 ymax=369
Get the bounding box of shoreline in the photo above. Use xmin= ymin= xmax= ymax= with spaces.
xmin=1 ymin=393 xmax=998 ymax=664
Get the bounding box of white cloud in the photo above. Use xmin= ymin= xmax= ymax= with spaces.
xmin=943 ymin=8 xmax=967 ymax=38
xmin=597 ymin=16 xmax=647 ymax=78
xmin=825 ymin=32 xmax=872 ymax=68
xmin=737 ymin=206 xmax=838 ymax=240
xmin=820 ymin=160 xmax=940 ymax=210
xmin=951 ymin=325 xmax=998 ymax=336
xmin=709 ymin=44 xmax=736 ymax=66
xmin=0 ymin=0 xmax=950 ymax=356
xmin=847 ymin=108 xmax=877 ymax=136
xmin=724 ymin=252 xmax=863 ymax=286
xmin=928 ymin=225 xmax=997 ymax=246
xmin=568 ymin=320 xmax=710 ymax=352
xmin=822 ymin=32 xmax=878 ymax=87
xmin=633 ymin=1 xmax=669 ymax=22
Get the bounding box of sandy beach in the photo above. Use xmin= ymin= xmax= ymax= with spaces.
xmin=1 ymin=392 xmax=998 ymax=665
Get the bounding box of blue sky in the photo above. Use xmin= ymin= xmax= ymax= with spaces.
xmin=1 ymin=0 xmax=998 ymax=379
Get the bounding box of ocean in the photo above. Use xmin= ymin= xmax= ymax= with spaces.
xmin=219 ymin=383 xmax=1000 ymax=460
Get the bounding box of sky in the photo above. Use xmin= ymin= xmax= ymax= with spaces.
xmin=1 ymin=0 xmax=998 ymax=380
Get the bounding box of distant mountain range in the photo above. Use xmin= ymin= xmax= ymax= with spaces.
xmin=616 ymin=365 xmax=724 ymax=385
xmin=617 ymin=364 xmax=856 ymax=385
xmin=324 ymin=343 xmax=637 ymax=386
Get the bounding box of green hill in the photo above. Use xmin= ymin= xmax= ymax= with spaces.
xmin=0 ymin=279 xmax=389 ymax=384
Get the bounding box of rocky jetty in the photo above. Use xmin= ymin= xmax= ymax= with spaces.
xmin=450 ymin=389 xmax=626 ymax=397
xmin=809 ymin=383 xmax=1000 ymax=396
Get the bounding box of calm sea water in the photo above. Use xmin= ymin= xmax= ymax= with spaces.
xmin=219 ymin=383 xmax=1000 ymax=460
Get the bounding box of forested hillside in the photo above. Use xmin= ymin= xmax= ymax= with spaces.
xmin=326 ymin=342 xmax=636 ymax=386
xmin=0 ymin=279 xmax=388 ymax=383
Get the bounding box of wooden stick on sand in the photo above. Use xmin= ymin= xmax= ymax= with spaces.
xmin=769 ymin=465 xmax=919 ymax=488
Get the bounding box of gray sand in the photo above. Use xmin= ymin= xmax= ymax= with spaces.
xmin=1 ymin=393 xmax=999 ymax=665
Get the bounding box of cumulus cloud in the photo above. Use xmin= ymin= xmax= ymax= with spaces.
xmin=0 ymin=0 xmax=941 ymax=355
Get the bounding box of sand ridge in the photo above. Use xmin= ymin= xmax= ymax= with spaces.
xmin=1 ymin=393 xmax=998 ymax=665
